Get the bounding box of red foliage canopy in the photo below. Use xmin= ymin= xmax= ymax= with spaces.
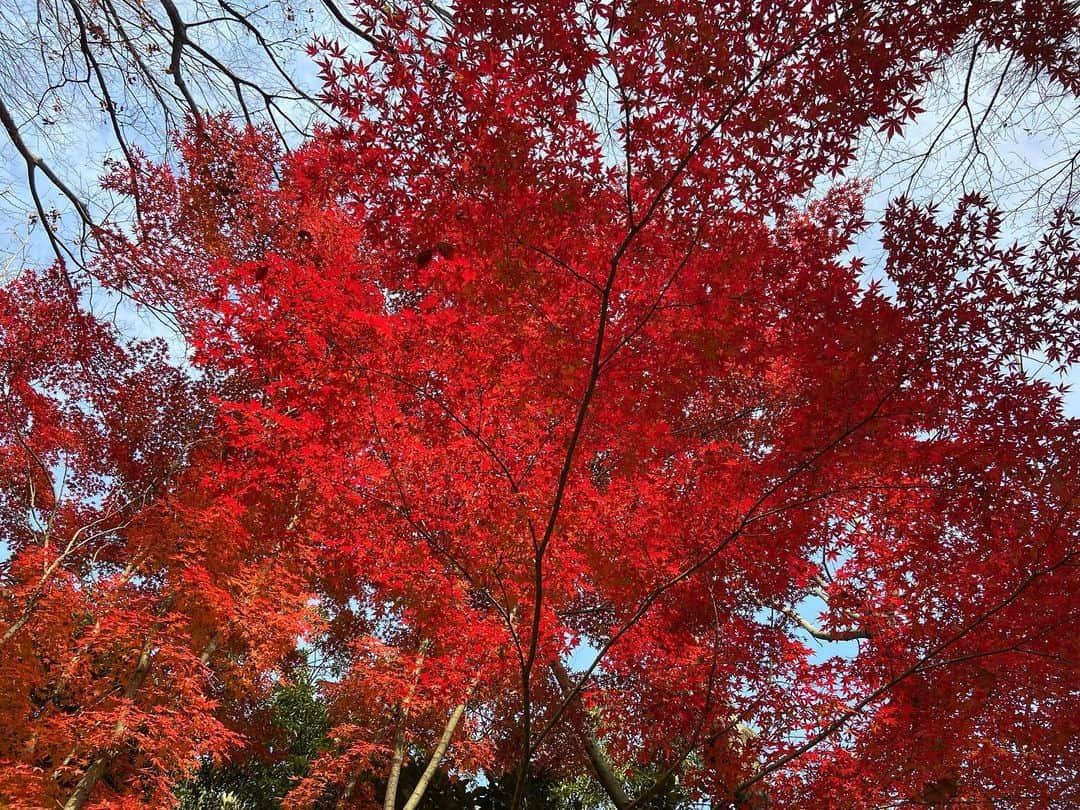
xmin=2 ymin=1 xmax=1079 ymax=808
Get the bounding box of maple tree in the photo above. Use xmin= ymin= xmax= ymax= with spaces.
xmin=2 ymin=1 xmax=1080 ymax=808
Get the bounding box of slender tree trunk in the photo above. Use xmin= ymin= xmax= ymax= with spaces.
xmin=551 ymin=661 xmax=632 ymax=810
xmin=400 ymin=700 xmax=468 ymax=810
xmin=62 ymin=639 xmax=155 ymax=810
xmin=383 ymin=722 xmax=408 ymax=809
xmin=62 ymin=626 xmax=218 ymax=810
xmin=383 ymin=642 xmax=429 ymax=810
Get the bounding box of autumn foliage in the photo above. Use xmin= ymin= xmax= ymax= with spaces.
xmin=2 ymin=1 xmax=1079 ymax=808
